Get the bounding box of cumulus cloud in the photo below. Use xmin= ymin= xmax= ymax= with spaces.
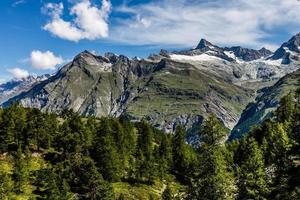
xmin=43 ymin=0 xmax=111 ymax=42
xmin=30 ymin=50 xmax=64 ymax=70
xmin=112 ymin=0 xmax=300 ymax=49
xmin=8 ymin=68 xmax=29 ymax=79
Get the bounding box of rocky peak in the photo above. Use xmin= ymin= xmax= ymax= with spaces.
xmin=224 ymin=46 xmax=273 ymax=61
xmin=196 ymin=39 xmax=216 ymax=49
xmin=270 ymin=33 xmax=300 ymax=63
xmin=104 ymin=52 xmax=118 ymax=63
xmin=159 ymin=49 xmax=170 ymax=58
xmin=117 ymin=55 xmax=130 ymax=63
xmin=285 ymin=32 xmax=300 ymax=52
xmin=73 ymin=50 xmax=110 ymax=67
xmin=258 ymin=47 xmax=273 ymax=57
xmin=194 ymin=39 xmax=272 ymax=61
xmin=74 ymin=50 xmax=94 ymax=60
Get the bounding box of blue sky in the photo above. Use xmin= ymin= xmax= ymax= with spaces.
xmin=1 ymin=0 xmax=300 ymax=82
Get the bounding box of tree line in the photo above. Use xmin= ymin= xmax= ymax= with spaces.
xmin=0 ymin=88 xmax=300 ymax=199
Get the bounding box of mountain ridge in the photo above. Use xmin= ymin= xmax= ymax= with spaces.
xmin=162 ymin=38 xmax=274 ymax=62
xmin=269 ymin=33 xmax=300 ymax=64
xmin=0 ymin=74 xmax=50 ymax=104
xmin=230 ymin=68 xmax=300 ymax=140
xmin=2 ymin=33 xmax=300 ymax=134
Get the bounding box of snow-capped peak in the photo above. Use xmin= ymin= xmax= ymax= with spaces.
xmin=0 ymin=74 xmax=50 ymax=104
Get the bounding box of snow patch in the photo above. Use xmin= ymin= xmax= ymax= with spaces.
xmin=283 ymin=47 xmax=299 ymax=56
xmin=260 ymin=59 xmax=283 ymax=66
xmin=170 ymin=53 xmax=223 ymax=62
xmin=224 ymin=51 xmax=236 ymax=59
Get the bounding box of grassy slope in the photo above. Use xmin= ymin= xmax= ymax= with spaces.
xmin=113 ymin=180 xmax=185 ymax=200
xmin=0 ymin=154 xmax=184 ymax=200
xmin=126 ymin=60 xmax=253 ymax=129
xmin=0 ymin=154 xmax=46 ymax=200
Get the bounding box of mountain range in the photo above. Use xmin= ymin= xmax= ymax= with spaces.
xmin=2 ymin=33 xmax=300 ymax=138
xmin=0 ymin=74 xmax=50 ymax=104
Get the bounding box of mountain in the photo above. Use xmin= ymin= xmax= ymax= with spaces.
xmin=230 ymin=68 xmax=300 ymax=140
xmin=167 ymin=38 xmax=273 ymax=62
xmin=158 ymin=38 xmax=299 ymax=91
xmin=223 ymin=46 xmax=273 ymax=61
xmin=0 ymin=75 xmax=50 ymax=104
xmin=269 ymin=33 xmax=300 ymax=64
xmin=3 ymin=50 xmax=254 ymax=133
xmin=3 ymin=33 xmax=300 ymax=134
xmin=196 ymin=38 xmax=217 ymax=49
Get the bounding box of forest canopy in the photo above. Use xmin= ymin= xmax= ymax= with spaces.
xmin=0 ymin=88 xmax=300 ymax=199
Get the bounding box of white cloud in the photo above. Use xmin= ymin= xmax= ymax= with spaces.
xmin=30 ymin=50 xmax=64 ymax=70
xmin=8 ymin=68 xmax=29 ymax=79
xmin=112 ymin=0 xmax=300 ymax=49
xmin=43 ymin=0 xmax=111 ymax=42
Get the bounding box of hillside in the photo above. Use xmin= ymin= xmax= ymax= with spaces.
xmin=230 ymin=69 xmax=300 ymax=140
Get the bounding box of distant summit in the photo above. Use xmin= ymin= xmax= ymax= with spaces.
xmin=170 ymin=38 xmax=273 ymax=62
xmin=0 ymin=74 xmax=50 ymax=104
xmin=196 ymin=39 xmax=218 ymax=50
xmin=270 ymin=33 xmax=300 ymax=64
xmin=223 ymin=46 xmax=273 ymax=61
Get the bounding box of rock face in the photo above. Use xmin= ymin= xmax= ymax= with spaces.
xmin=270 ymin=33 xmax=300 ymax=64
xmin=223 ymin=46 xmax=273 ymax=61
xmin=230 ymin=69 xmax=300 ymax=140
xmin=2 ymin=33 xmax=300 ymax=135
xmin=0 ymin=75 xmax=49 ymax=104
xmin=196 ymin=39 xmax=219 ymax=50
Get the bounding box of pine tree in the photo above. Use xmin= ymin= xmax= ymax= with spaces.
xmin=188 ymin=115 xmax=236 ymax=200
xmin=189 ymin=145 xmax=236 ymax=200
xmin=13 ymin=145 xmax=30 ymax=194
xmin=157 ymin=134 xmax=173 ymax=178
xmin=276 ymin=93 xmax=294 ymax=123
xmin=135 ymin=120 xmax=155 ymax=183
xmin=13 ymin=104 xmax=27 ymax=146
xmin=34 ymin=168 xmax=73 ymax=200
xmin=45 ymin=171 xmax=67 ymax=200
xmin=41 ymin=112 xmax=59 ymax=149
xmin=0 ymin=108 xmax=5 ymax=150
xmin=25 ymin=108 xmax=42 ymax=150
xmin=262 ymin=123 xmax=292 ymax=170
xmin=172 ymin=125 xmax=189 ymax=182
xmin=110 ymin=119 xmax=127 ymax=176
xmin=91 ymin=119 xmax=121 ymax=181
xmin=291 ymin=88 xmax=300 ymax=155
xmin=199 ymin=114 xmax=227 ymax=146
xmin=0 ymin=103 xmax=22 ymax=149
xmin=237 ymin=138 xmax=268 ymax=200
xmin=65 ymin=154 xmax=114 ymax=200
